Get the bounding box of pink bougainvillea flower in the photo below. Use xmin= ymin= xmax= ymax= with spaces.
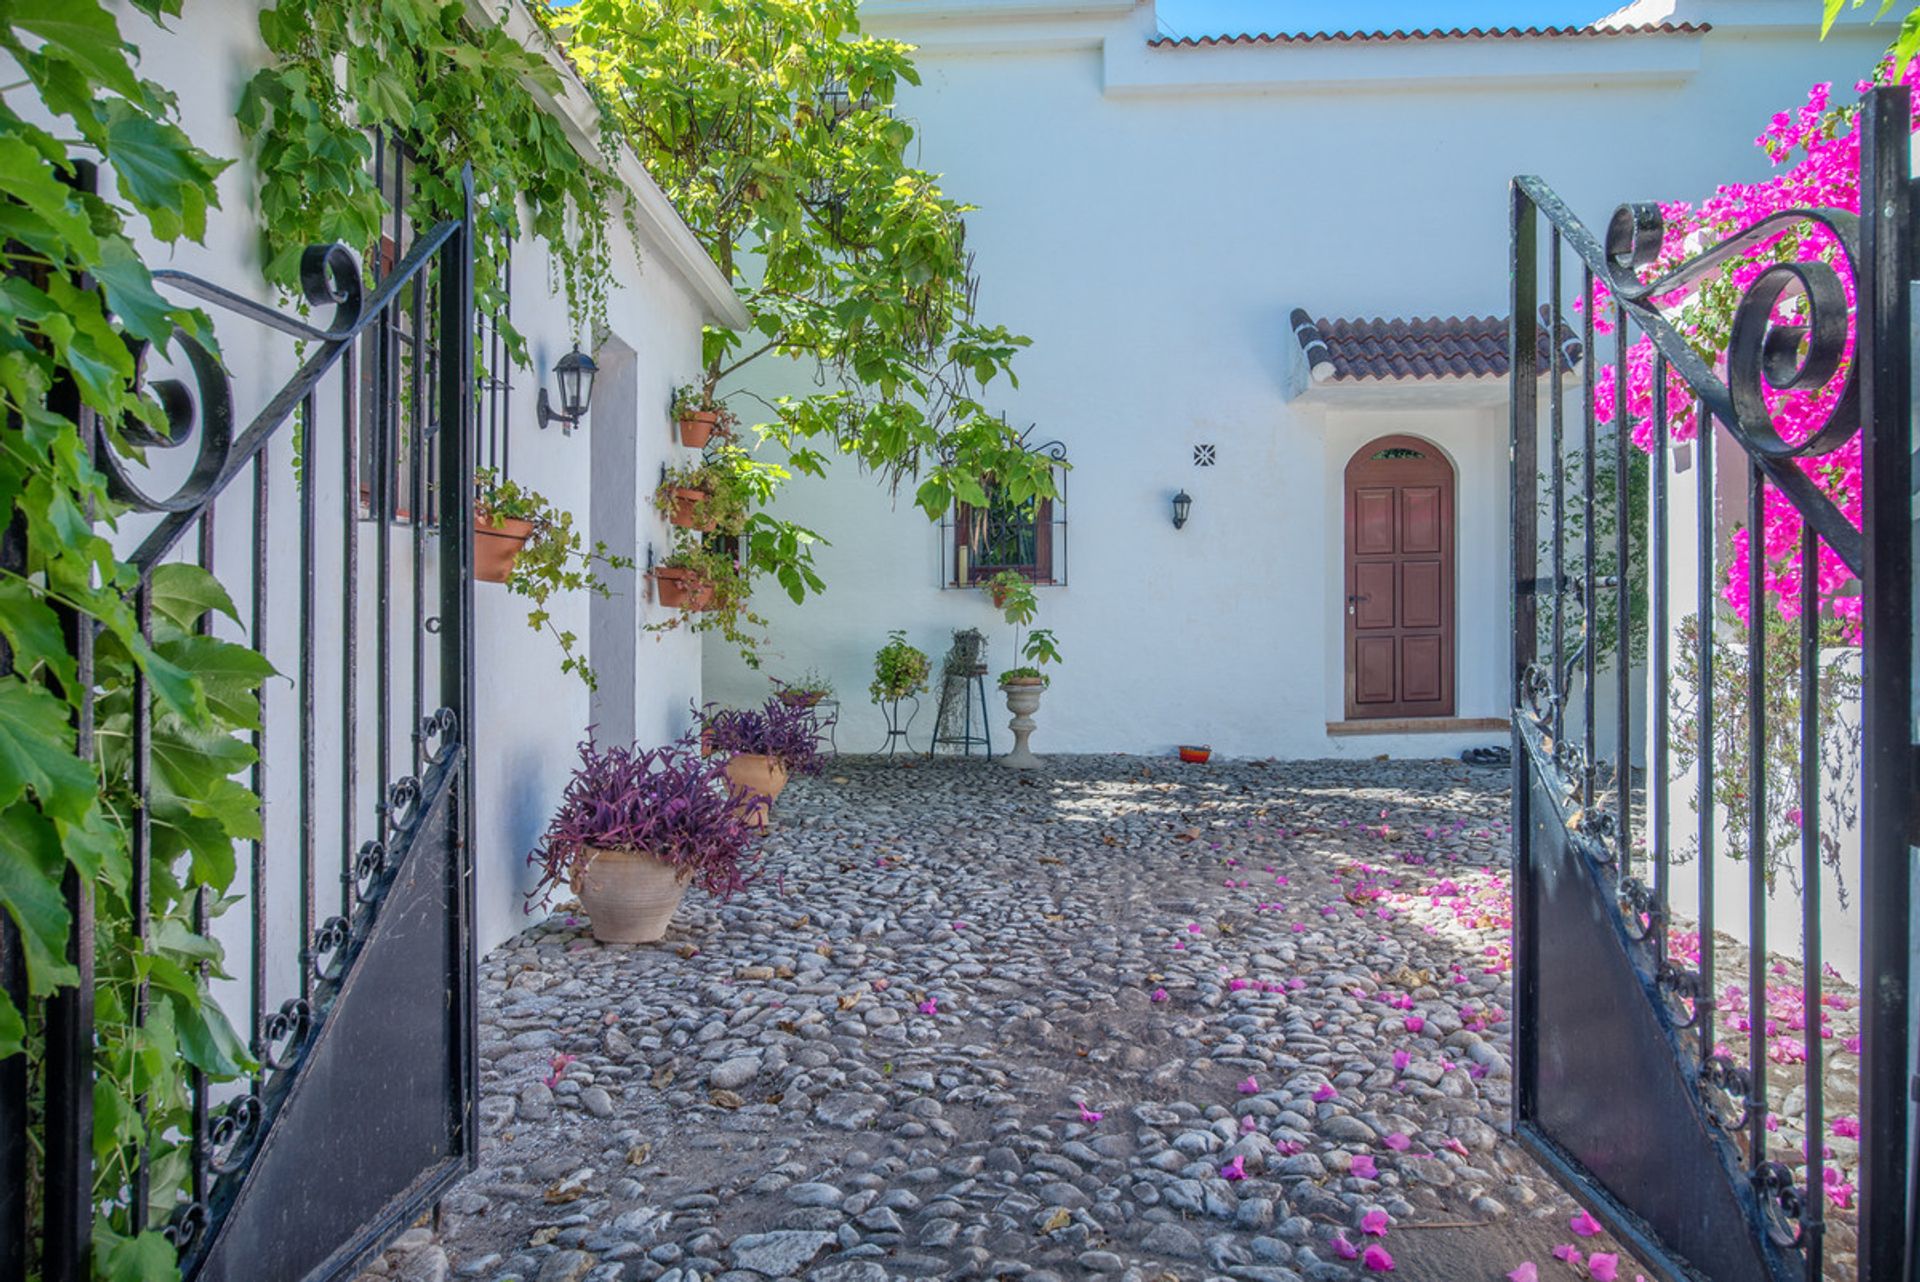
xmin=1362 ymin=1245 xmax=1395 ymax=1273
xmin=1239 ymin=1075 xmax=1259 ymax=1094
xmin=1833 ymin=1116 xmax=1861 ymax=1138
xmin=1313 ymin=1082 xmax=1337 ymax=1102
xmin=1589 ymin=1252 xmax=1621 ymax=1282
xmin=1507 ymin=1265 xmax=1539 ymax=1282
xmin=1151 ymin=987 xmax=1169 ymax=1002
xmin=918 ymin=997 xmax=939 ymax=1015
xmin=1384 ymin=1133 xmax=1411 ymax=1151
xmin=1241 ymin=1114 xmax=1259 ymax=1133
xmin=1570 ymin=1208 xmax=1603 ymax=1238
xmin=1403 ymin=1015 xmax=1425 ymax=1033
xmin=951 ymin=920 xmax=967 ymax=930
xmin=1360 ymin=1209 xmax=1391 ymax=1236
xmin=1076 ymin=1101 xmax=1102 ymax=1125
xmin=1351 ymin=1153 xmax=1378 ymax=1178
xmin=1330 ymin=1232 xmax=1360 ymax=1260
xmin=1392 ymin=1049 xmax=1411 ymax=1072
xmin=544 ymin=1053 xmax=576 ymax=1089
xmin=1187 ymin=923 xmax=1202 ymax=934
xmin=1220 ymin=1154 xmax=1247 ymax=1181
xmin=1552 ymin=1244 xmax=1583 ymax=1265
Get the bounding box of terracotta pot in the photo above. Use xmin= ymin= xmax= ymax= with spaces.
xmin=777 ymin=690 xmax=825 ymax=709
xmin=678 ymin=410 xmax=720 ymax=447
xmin=1179 ymin=745 xmax=1212 ymax=764
xmin=653 ymin=566 xmax=716 ymax=611
xmin=474 ymin=513 xmax=533 ymax=583
xmin=723 ymin=753 xmax=788 ymax=828
xmin=575 ymin=846 xmax=689 ymax=943
xmin=669 ymin=487 xmax=715 ymax=530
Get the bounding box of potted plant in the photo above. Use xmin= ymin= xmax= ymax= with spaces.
xmin=869 ymin=630 xmax=930 ymax=704
xmin=651 ymin=547 xmax=722 ymax=611
xmin=986 ymin=573 xmax=1061 ymax=768
xmin=702 ymin=699 xmax=823 ymax=826
xmin=672 ymin=384 xmax=737 ymax=448
xmin=773 ymin=668 xmax=834 ymax=709
xmin=528 ymin=737 xmax=764 ymax=944
xmin=655 ymin=448 xmax=758 ymax=534
xmin=473 ymin=466 xmax=539 ymax=583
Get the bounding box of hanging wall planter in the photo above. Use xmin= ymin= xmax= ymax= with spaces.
xmin=678 ymin=410 xmax=724 ymax=448
xmin=653 ymin=565 xmax=717 ymax=611
xmin=669 ymin=487 xmax=715 ymax=530
xmin=474 ymin=512 xmax=533 ymax=583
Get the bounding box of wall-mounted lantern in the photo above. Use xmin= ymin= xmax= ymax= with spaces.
xmin=1172 ymin=489 xmax=1192 ymax=530
xmin=537 ymin=347 xmax=598 ymax=433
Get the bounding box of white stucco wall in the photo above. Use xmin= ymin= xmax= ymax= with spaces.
xmin=91 ymin=0 xmax=733 ymax=997
xmin=704 ymin=0 xmax=1889 ymax=759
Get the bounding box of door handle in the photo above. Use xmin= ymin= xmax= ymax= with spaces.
xmin=1347 ymin=593 xmax=1369 ymax=616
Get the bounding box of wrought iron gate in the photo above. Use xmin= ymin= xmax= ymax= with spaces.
xmin=1508 ymin=87 xmax=1914 ymax=1280
xmin=0 ymin=168 xmax=479 ymax=1280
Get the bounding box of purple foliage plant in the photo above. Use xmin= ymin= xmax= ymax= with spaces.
xmin=698 ymin=698 xmax=824 ymax=776
xmin=528 ymin=736 xmax=765 ymax=906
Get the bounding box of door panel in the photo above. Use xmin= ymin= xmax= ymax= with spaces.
xmin=1353 ymin=489 xmax=1396 ymax=556
xmin=1354 ymin=637 xmax=1397 ymax=704
xmin=1402 ymin=561 xmax=1444 ymax=629
xmin=1401 ymin=486 xmax=1442 ymax=553
xmin=1343 ymin=437 xmax=1454 ymax=720
xmin=1353 ymin=562 xmax=1396 ymax=630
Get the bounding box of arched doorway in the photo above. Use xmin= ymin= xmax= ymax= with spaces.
xmin=1343 ymin=434 xmax=1455 ymax=719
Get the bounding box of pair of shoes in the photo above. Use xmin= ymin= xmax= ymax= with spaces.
xmin=1461 ymin=746 xmax=1510 ymax=767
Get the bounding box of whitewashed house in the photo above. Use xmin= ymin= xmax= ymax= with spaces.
xmin=705 ymin=0 xmax=1888 ymax=761
xmin=105 ymin=0 xmax=746 ymax=957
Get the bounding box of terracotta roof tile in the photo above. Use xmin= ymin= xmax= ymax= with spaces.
xmin=1150 ymin=22 xmax=1706 ymax=49
xmin=1291 ymin=310 xmax=1583 ymax=383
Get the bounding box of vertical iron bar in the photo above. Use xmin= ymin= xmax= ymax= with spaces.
xmin=1855 ymin=84 xmax=1915 ymax=1282
xmin=342 ymin=348 xmax=358 ymax=915
xmin=412 ymin=261 xmax=428 ymax=777
xmin=299 ymin=395 xmax=316 ymax=1002
xmin=438 ymin=167 xmax=479 ymax=1165
xmin=1583 ymin=292 xmax=1600 ymax=807
xmin=1614 ymin=304 xmax=1632 ymax=869
xmin=129 ymin=581 xmax=153 ymax=1232
xmin=249 ymin=450 xmax=268 ymax=1088
xmin=1798 ymin=520 xmax=1825 ymax=1279
xmin=42 ymin=565 xmax=96 ymax=1282
xmin=1746 ymin=461 xmax=1768 ymax=1165
xmin=1549 ymin=235 xmax=1566 ymax=745
xmin=191 ymin=513 xmax=214 ymax=1211
xmin=1695 ymin=399 xmax=1716 ymax=1068
xmin=1651 ymin=354 xmax=1670 ymax=940
xmin=1508 ymin=180 xmax=1540 ymax=1126
xmin=376 ymin=242 xmax=394 ymax=836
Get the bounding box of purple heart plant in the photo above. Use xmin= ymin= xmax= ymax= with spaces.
xmin=528 ymin=737 xmax=765 ymax=906
xmin=698 ymin=698 xmax=824 ymax=776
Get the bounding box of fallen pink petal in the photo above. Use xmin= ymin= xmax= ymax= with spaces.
xmin=1507 ymin=1265 xmax=1539 ymax=1282
xmin=1570 ymin=1209 xmax=1602 ymax=1238
xmin=1588 ymin=1252 xmax=1620 ymax=1282
xmin=1330 ymin=1233 xmax=1359 ymax=1260
xmin=1360 ymin=1209 xmax=1390 ymax=1236
xmin=1361 ymin=1245 xmax=1395 ymax=1272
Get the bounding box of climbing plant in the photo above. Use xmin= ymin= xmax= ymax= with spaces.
xmin=560 ymin=0 xmax=1059 ymax=641
xmin=0 ymin=1 xmax=267 ymax=1278
xmin=237 ymin=0 xmax=618 ymax=354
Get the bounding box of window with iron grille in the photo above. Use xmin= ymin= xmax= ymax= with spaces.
xmin=937 ymin=440 xmax=1067 ymax=588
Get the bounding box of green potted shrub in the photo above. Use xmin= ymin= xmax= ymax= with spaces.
xmin=983 ymin=570 xmax=1062 ymax=768
xmin=869 ymin=630 xmax=930 ymax=704
xmin=671 ymin=384 xmax=737 ymax=448
xmin=473 ymin=466 xmax=541 ymax=583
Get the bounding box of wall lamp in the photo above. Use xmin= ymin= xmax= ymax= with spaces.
xmin=537 ymin=347 xmax=598 ymax=433
xmin=1172 ymin=489 xmax=1192 ymax=530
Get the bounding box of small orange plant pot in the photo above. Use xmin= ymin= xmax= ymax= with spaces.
xmin=1178 ymin=745 xmax=1212 ymax=764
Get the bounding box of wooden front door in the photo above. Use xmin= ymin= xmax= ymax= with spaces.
xmin=1344 ymin=435 xmax=1455 ymax=719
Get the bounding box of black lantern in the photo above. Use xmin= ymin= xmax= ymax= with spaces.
xmin=537 ymin=347 xmax=598 ymax=432
xmin=1172 ymin=489 xmax=1192 ymax=530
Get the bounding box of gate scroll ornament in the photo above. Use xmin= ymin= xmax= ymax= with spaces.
xmin=1508 ymin=86 xmax=1913 ymax=1281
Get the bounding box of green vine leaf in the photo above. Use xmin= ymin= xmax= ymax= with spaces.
xmin=0 ymin=678 xmax=93 ymax=819
xmin=0 ymin=798 xmax=80 ymax=993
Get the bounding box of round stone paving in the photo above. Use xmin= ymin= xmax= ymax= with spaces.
xmin=359 ymin=754 xmax=1648 ymax=1282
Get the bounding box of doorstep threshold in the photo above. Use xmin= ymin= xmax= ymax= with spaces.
xmin=1326 ymin=716 xmax=1509 ymax=737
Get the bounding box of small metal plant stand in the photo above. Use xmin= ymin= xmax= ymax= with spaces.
xmin=875 ymin=696 xmax=919 ymax=757
xmin=808 ymin=698 xmax=840 ymax=757
xmin=929 ymin=665 xmax=993 ymax=758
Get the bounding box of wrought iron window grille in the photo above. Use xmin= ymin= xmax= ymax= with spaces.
xmin=935 ymin=430 xmax=1069 ymax=590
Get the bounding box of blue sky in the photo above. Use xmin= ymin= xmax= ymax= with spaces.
xmin=1152 ymin=1 xmax=1616 ymax=40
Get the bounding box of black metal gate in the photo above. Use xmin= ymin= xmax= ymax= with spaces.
xmin=1 ymin=168 xmax=479 ymax=1281
xmin=1508 ymin=86 xmax=1914 ymax=1280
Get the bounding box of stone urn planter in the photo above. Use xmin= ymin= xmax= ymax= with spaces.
xmin=574 ymin=846 xmax=689 ymax=943
xmin=723 ymin=753 xmax=789 ymax=827
xmin=999 ymin=677 xmax=1045 ymax=769
xmin=473 ymin=513 xmax=533 ymax=583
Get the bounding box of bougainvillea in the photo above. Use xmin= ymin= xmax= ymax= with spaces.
xmin=1590 ymin=67 xmax=1919 ymax=636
